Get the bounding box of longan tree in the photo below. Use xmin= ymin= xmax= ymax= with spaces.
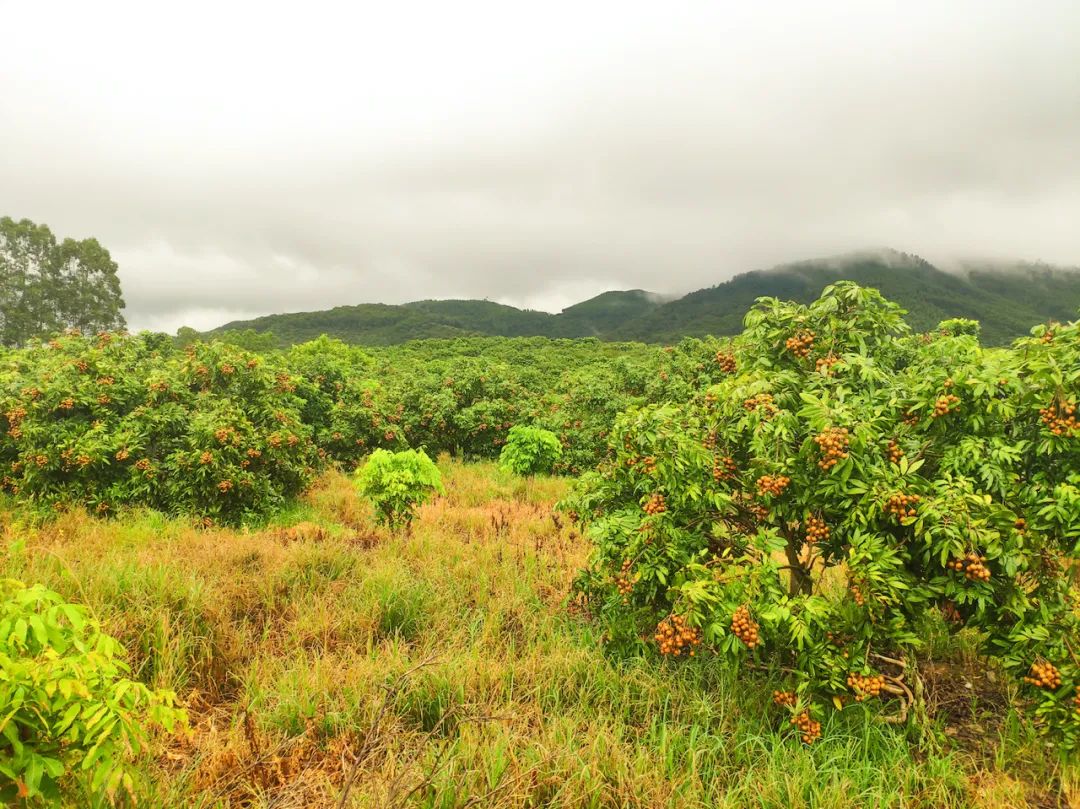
xmin=563 ymin=282 xmax=1080 ymax=750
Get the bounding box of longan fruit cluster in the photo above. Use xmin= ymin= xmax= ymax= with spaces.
xmin=901 ymin=410 xmax=920 ymax=427
xmin=731 ymin=604 xmax=760 ymax=648
xmin=790 ymin=711 xmax=821 ymax=744
xmin=815 ymin=355 xmax=840 ymax=375
xmin=743 ymin=393 xmax=778 ymax=417
xmin=850 ymin=582 xmax=866 ymax=607
xmin=785 ymin=330 xmax=816 ymax=359
xmin=773 ymin=690 xmax=796 ymax=707
xmin=640 ymin=456 xmax=658 ymax=475
xmin=887 ymin=439 xmax=904 ymax=464
xmin=614 ymin=559 xmax=635 ymax=597
xmin=804 ymin=515 xmax=829 ymax=544
xmin=1025 ymin=661 xmax=1062 ymax=689
xmin=1073 ymin=686 xmax=1080 ymax=714
xmin=715 ymin=351 xmax=737 ymax=374
xmin=1039 ymin=401 xmax=1078 ymax=436
xmin=947 ymin=552 xmax=990 ymax=582
xmin=847 ymin=672 xmax=885 ymax=702
xmin=1041 ymin=329 xmax=1055 ymax=344
xmin=644 ymin=493 xmax=667 ymax=515
xmin=813 ymin=427 xmax=850 ymax=470
xmin=6 ymin=405 xmax=26 ymax=427
xmin=932 ymin=394 xmax=960 ymax=417
xmin=885 ymin=493 xmax=920 ymax=520
xmin=713 ymin=455 xmax=737 ymax=482
xmin=655 ymin=615 xmax=701 ymax=657
xmin=756 ymin=474 xmax=790 ymax=497
xmin=1015 ymin=517 xmax=1027 ymax=532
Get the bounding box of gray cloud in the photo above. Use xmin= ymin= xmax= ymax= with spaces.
xmin=1 ymin=0 xmax=1079 ymax=331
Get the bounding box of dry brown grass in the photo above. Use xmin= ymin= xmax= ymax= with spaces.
xmin=1 ymin=460 xmax=1076 ymax=808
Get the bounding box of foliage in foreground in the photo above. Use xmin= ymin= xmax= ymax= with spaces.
xmin=565 ymin=282 xmax=1080 ymax=751
xmin=0 ymin=579 xmax=184 ymax=804
xmin=498 ymin=425 xmax=563 ymax=475
xmin=356 ymin=448 xmax=444 ymax=530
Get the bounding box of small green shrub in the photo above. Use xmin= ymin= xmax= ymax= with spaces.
xmin=498 ymin=425 xmax=563 ymax=475
xmin=0 ymin=579 xmax=185 ymax=803
xmin=356 ymin=449 xmax=443 ymax=530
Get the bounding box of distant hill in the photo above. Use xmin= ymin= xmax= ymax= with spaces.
xmin=554 ymin=290 xmax=672 ymax=337
xmin=208 ymin=251 xmax=1080 ymax=346
xmin=211 ymin=290 xmax=667 ymax=346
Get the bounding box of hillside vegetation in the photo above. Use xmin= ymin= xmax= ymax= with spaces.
xmin=212 ymin=291 xmax=667 ymax=347
xmin=210 ymin=251 xmax=1080 ymax=347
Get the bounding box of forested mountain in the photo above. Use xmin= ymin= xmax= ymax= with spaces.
xmin=210 ymin=251 xmax=1080 ymax=346
xmin=608 ymin=251 xmax=1080 ymax=346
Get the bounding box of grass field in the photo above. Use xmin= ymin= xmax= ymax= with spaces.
xmin=3 ymin=460 xmax=1076 ymax=808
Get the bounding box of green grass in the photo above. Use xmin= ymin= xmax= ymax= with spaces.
xmin=1 ymin=460 xmax=1075 ymax=807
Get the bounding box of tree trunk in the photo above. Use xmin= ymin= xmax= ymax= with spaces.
xmin=784 ymin=542 xmax=813 ymax=596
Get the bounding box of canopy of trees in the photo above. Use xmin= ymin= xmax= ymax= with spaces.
xmin=0 ymin=216 xmax=126 ymax=347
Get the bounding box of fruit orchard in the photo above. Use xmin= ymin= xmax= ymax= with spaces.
xmin=0 ymin=332 xmax=717 ymax=524
xmin=563 ymin=282 xmax=1080 ymax=751
xmin=0 ymin=286 xmax=1077 ymax=747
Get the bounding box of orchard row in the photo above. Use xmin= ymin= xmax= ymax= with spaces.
xmin=0 ymin=332 xmax=731 ymax=523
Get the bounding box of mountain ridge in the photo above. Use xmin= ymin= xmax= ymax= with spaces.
xmin=209 ymin=250 xmax=1080 ymax=347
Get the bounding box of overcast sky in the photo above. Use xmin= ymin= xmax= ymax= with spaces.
xmin=2 ymin=1 xmax=1079 ymax=332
